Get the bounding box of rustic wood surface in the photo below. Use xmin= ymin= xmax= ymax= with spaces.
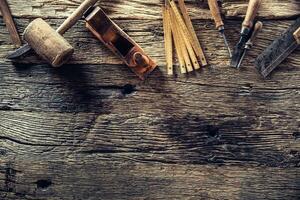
xmin=0 ymin=0 xmax=299 ymax=199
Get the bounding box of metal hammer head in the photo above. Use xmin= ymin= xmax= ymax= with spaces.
xmin=23 ymin=18 xmax=74 ymax=67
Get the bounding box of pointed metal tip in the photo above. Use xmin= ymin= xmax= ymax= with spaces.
xmin=220 ymin=32 xmax=232 ymax=58
xmin=6 ymin=44 xmax=32 ymax=60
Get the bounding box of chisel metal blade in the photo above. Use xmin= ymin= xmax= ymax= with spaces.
xmin=6 ymin=44 xmax=32 ymax=59
xmin=255 ymin=17 xmax=300 ymax=78
xmin=230 ymin=27 xmax=252 ymax=68
xmin=231 ymin=45 xmax=246 ymax=67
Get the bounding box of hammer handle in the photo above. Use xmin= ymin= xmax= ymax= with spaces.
xmin=208 ymin=0 xmax=224 ymax=29
xmin=0 ymin=0 xmax=21 ymax=47
xmin=242 ymin=0 xmax=262 ymax=29
xmin=57 ymin=0 xmax=98 ymax=34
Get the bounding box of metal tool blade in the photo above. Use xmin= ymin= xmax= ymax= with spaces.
xmin=230 ymin=43 xmax=246 ymax=68
xmin=236 ymin=49 xmax=247 ymax=69
xmin=255 ymin=17 xmax=300 ymax=77
xmin=230 ymin=28 xmax=252 ymax=68
xmin=6 ymin=44 xmax=32 ymax=59
xmin=220 ymin=31 xmax=232 ymax=58
xmin=259 ymin=42 xmax=298 ymax=78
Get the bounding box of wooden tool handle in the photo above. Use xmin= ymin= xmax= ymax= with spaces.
xmin=242 ymin=0 xmax=262 ymax=29
xmin=57 ymin=0 xmax=98 ymax=34
xmin=293 ymin=27 xmax=300 ymax=44
xmin=208 ymin=0 xmax=224 ymax=29
xmin=0 ymin=0 xmax=21 ymax=47
xmin=246 ymin=21 xmax=263 ymax=47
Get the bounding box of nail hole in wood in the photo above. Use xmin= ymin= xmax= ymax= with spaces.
xmin=36 ymin=179 xmax=52 ymax=189
xmin=122 ymin=84 xmax=136 ymax=95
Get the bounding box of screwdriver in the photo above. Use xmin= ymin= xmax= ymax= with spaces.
xmin=207 ymin=0 xmax=232 ymax=58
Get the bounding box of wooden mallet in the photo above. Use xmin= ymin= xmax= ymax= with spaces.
xmin=7 ymin=0 xmax=98 ymax=67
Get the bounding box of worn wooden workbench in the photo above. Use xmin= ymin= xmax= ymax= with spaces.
xmin=0 ymin=0 xmax=299 ymax=199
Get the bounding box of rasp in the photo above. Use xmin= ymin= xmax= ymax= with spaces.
xmin=230 ymin=0 xmax=262 ymax=68
xmin=7 ymin=0 xmax=98 ymax=59
xmin=255 ymin=17 xmax=300 ymax=78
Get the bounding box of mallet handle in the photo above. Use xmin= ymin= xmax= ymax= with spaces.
xmin=0 ymin=0 xmax=21 ymax=47
xmin=57 ymin=0 xmax=98 ymax=34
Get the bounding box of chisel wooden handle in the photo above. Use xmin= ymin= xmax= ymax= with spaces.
xmin=0 ymin=0 xmax=21 ymax=47
xmin=242 ymin=0 xmax=262 ymax=29
xmin=293 ymin=27 xmax=300 ymax=44
xmin=57 ymin=0 xmax=98 ymax=34
xmin=208 ymin=0 xmax=224 ymax=29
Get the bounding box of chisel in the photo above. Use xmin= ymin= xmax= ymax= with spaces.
xmin=207 ymin=0 xmax=231 ymax=58
xmin=231 ymin=0 xmax=262 ymax=68
xmin=236 ymin=21 xmax=263 ymax=69
xmin=7 ymin=0 xmax=99 ymax=59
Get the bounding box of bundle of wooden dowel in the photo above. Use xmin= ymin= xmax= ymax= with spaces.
xmin=162 ymin=0 xmax=207 ymax=75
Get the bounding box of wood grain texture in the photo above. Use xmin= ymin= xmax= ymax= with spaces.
xmin=0 ymin=160 xmax=300 ymax=200
xmin=0 ymin=0 xmax=299 ymax=199
xmin=0 ymin=0 xmax=299 ymax=19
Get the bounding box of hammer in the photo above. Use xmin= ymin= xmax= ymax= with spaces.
xmin=7 ymin=0 xmax=98 ymax=67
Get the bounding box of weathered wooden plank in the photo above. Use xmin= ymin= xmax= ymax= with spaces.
xmin=0 ymin=58 xmax=299 ymax=111
xmin=1 ymin=0 xmax=299 ymax=19
xmin=0 ymin=160 xmax=299 ymax=199
xmin=0 ymin=107 xmax=299 ymax=166
xmin=0 ymin=1 xmax=299 ymax=199
xmin=0 ymin=61 xmax=299 ymax=112
xmin=1 ymin=19 xmax=299 ymax=69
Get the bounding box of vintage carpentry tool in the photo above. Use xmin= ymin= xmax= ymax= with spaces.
xmin=230 ymin=0 xmax=262 ymax=68
xmin=177 ymin=0 xmax=207 ymax=66
xmin=162 ymin=3 xmax=173 ymax=75
xmin=83 ymin=6 xmax=157 ymax=80
xmin=0 ymin=0 xmax=21 ymax=47
xmin=255 ymin=17 xmax=300 ymax=78
xmin=7 ymin=0 xmax=98 ymax=60
xmin=236 ymin=21 xmax=263 ymax=69
xmin=162 ymin=0 xmax=206 ymax=75
xmin=207 ymin=0 xmax=231 ymax=58
xmin=22 ymin=18 xmax=74 ymax=67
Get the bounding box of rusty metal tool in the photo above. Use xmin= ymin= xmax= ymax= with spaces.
xmin=0 ymin=0 xmax=21 ymax=47
xmin=207 ymin=0 xmax=231 ymax=58
xmin=230 ymin=0 xmax=262 ymax=68
xmin=236 ymin=21 xmax=263 ymax=69
xmin=84 ymin=6 xmax=157 ymax=80
xmin=255 ymin=17 xmax=300 ymax=78
xmin=7 ymin=0 xmax=98 ymax=59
